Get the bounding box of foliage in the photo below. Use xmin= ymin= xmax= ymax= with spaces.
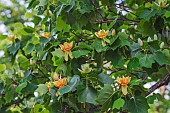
xmin=0 ymin=0 xmax=170 ymax=112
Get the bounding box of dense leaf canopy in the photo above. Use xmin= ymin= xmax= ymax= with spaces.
xmin=0 ymin=0 xmax=170 ymax=113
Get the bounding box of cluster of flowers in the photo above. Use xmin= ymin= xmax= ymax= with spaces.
xmin=8 ymin=29 xmax=131 ymax=96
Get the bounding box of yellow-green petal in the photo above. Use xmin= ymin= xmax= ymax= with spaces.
xmin=64 ymin=51 xmax=69 ymax=61
xmin=103 ymin=38 xmax=110 ymax=44
xmin=101 ymin=40 xmax=106 ymax=47
xmin=121 ymin=85 xmax=128 ymax=95
xmin=68 ymin=51 xmax=73 ymax=59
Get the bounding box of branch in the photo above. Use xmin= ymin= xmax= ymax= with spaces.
xmin=2 ymin=94 xmax=32 ymax=109
xmin=90 ymin=0 xmax=105 ymax=19
xmin=145 ymin=73 xmax=170 ymax=97
xmin=93 ymin=17 xmax=140 ymax=23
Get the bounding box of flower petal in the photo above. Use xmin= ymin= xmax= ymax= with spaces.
xmin=121 ymin=85 xmax=128 ymax=95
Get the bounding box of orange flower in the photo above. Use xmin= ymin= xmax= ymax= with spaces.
xmin=8 ymin=35 xmax=13 ymax=41
xmin=53 ymin=78 xmax=67 ymax=88
xmin=59 ymin=42 xmax=73 ymax=61
xmin=118 ymin=76 xmax=131 ymax=86
xmin=95 ymin=29 xmax=109 ymax=39
xmin=43 ymin=32 xmax=50 ymax=38
xmin=117 ymin=76 xmax=131 ymax=95
xmin=59 ymin=42 xmax=73 ymax=52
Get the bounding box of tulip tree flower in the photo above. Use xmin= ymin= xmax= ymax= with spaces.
xmin=78 ymin=64 xmax=92 ymax=74
xmin=59 ymin=41 xmax=73 ymax=61
xmin=117 ymin=76 xmax=131 ymax=95
xmin=53 ymin=78 xmax=67 ymax=88
xmin=43 ymin=32 xmax=50 ymax=38
xmin=95 ymin=29 xmax=110 ymax=47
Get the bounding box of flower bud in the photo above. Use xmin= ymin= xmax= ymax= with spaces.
xmin=112 ymin=29 xmax=116 ymax=36
xmin=147 ymin=37 xmax=152 ymax=42
xmin=54 ymin=72 xmax=59 ymax=81
xmin=138 ymin=38 xmax=143 ymax=47
xmin=160 ymin=42 xmax=164 ymax=49
xmin=154 ymin=34 xmax=158 ymax=40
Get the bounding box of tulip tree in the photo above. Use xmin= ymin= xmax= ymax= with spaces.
xmin=0 ymin=0 xmax=170 ymax=112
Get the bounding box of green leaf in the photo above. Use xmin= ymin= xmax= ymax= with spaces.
xmin=72 ymin=50 xmax=90 ymax=58
xmin=164 ymin=11 xmax=170 ymax=18
xmin=23 ymin=26 xmax=35 ymax=33
xmin=78 ymin=42 xmax=93 ymax=50
xmin=77 ymin=86 xmax=97 ymax=104
xmin=52 ymin=56 xmax=64 ymax=66
xmin=137 ymin=54 xmax=155 ymax=68
xmin=139 ymin=20 xmax=155 ymax=36
xmin=17 ymin=55 xmax=30 ymax=70
xmin=32 ymin=16 xmax=42 ymax=26
xmin=154 ymin=52 xmax=170 ymax=65
xmin=128 ymin=96 xmax=149 ymax=113
xmin=27 ymin=0 xmax=39 ymax=9
xmin=147 ymin=93 xmax=157 ymax=104
xmin=118 ymin=32 xmax=128 ymax=39
xmin=34 ymin=104 xmax=50 ymax=113
xmin=139 ymin=9 xmax=157 ymax=21
xmin=36 ymin=84 xmax=48 ymax=95
xmin=98 ymin=73 xmax=114 ymax=84
xmin=130 ymin=79 xmax=142 ymax=85
xmin=8 ymin=42 xmax=20 ymax=55
xmin=96 ymin=84 xmax=114 ymax=110
xmin=56 ymin=16 xmax=66 ymax=31
xmin=24 ymin=12 xmax=33 ymax=19
xmin=5 ymin=85 xmax=15 ymax=103
xmin=112 ymin=98 xmax=125 ymax=110
xmin=63 ymin=97 xmax=79 ymax=112
xmin=24 ymin=43 xmax=35 ymax=54
xmin=51 ymin=49 xmax=64 ymax=58
xmin=15 ymin=82 xmax=27 ymax=93
xmin=0 ymin=64 xmax=6 ymax=72
xmin=105 ymin=50 xmax=123 ymax=66
xmin=92 ymin=39 xmax=108 ymax=53
xmin=127 ymin=57 xmax=139 ymax=71
xmin=108 ymin=19 xmax=117 ymax=29
xmin=13 ymin=22 xmax=23 ymax=29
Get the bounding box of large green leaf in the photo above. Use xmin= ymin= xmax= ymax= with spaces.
xmin=77 ymin=86 xmax=97 ymax=104
xmin=16 ymin=82 xmax=27 ymax=93
xmin=72 ymin=50 xmax=90 ymax=58
xmin=36 ymin=84 xmax=48 ymax=95
xmin=96 ymin=84 xmax=114 ymax=110
xmin=56 ymin=16 xmax=67 ymax=31
xmin=51 ymin=49 xmax=64 ymax=58
xmin=128 ymin=96 xmax=149 ymax=113
xmin=78 ymin=42 xmax=93 ymax=50
xmin=98 ymin=73 xmax=114 ymax=84
xmin=92 ymin=39 xmax=108 ymax=53
xmin=154 ymin=51 xmax=170 ymax=65
xmin=127 ymin=57 xmax=139 ymax=72
xmin=23 ymin=43 xmax=35 ymax=54
xmin=137 ymin=54 xmax=155 ymax=68
xmin=139 ymin=9 xmax=158 ymax=21
xmin=8 ymin=42 xmax=20 ymax=55
xmin=164 ymin=11 xmax=170 ymax=18
xmin=112 ymin=98 xmax=125 ymax=110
